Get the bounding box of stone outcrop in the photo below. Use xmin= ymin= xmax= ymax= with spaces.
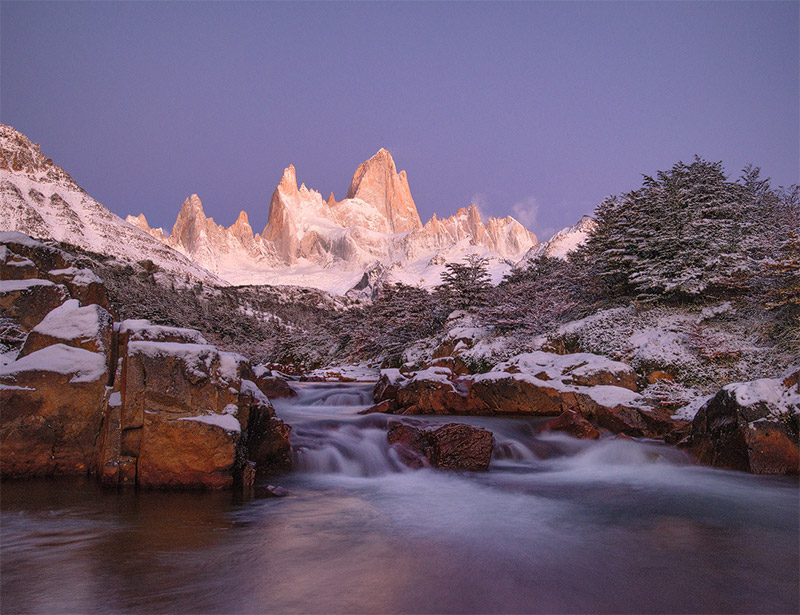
xmin=19 ymin=299 xmax=113 ymax=357
xmin=0 ymin=233 xmax=291 ymax=489
xmin=0 ymin=344 xmax=108 ymax=477
xmin=371 ymin=351 xmax=685 ymax=440
xmin=685 ymin=378 xmax=799 ymax=474
xmin=387 ymin=420 xmax=493 ymax=471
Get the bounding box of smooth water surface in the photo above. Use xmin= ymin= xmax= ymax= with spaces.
xmin=2 ymin=382 xmax=798 ymax=614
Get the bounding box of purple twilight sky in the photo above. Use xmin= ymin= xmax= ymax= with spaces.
xmin=2 ymin=1 xmax=798 ymax=241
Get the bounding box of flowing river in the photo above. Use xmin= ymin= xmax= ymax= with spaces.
xmin=2 ymin=382 xmax=798 ymax=614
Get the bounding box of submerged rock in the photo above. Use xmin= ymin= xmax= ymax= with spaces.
xmin=536 ymin=410 xmax=600 ymax=439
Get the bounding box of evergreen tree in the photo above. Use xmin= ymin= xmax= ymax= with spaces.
xmin=582 ymin=156 xmax=784 ymax=301
xmin=437 ymin=254 xmax=492 ymax=311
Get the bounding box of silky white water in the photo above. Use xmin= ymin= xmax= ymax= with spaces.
xmin=2 ymin=382 xmax=798 ymax=614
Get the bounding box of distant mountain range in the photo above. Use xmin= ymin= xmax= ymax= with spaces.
xmin=1 ymin=124 xmax=591 ymax=294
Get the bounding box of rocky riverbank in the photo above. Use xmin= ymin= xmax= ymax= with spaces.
xmin=1 ymin=232 xmax=290 ymax=489
xmin=365 ymin=352 xmax=799 ymax=474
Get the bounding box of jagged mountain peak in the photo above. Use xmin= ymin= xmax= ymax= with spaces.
xmin=278 ymin=165 xmax=298 ymax=192
xmin=345 ymin=148 xmax=421 ymax=233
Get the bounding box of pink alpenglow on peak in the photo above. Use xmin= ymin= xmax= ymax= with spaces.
xmin=345 ymin=148 xmax=422 ymax=233
xmin=125 ymin=147 xmax=543 ymax=291
xmin=1 ymin=123 xmax=543 ymax=294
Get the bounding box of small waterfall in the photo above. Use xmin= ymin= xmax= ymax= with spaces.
xmin=273 ymin=382 xmax=691 ymax=480
xmin=292 ymin=426 xmax=409 ymax=476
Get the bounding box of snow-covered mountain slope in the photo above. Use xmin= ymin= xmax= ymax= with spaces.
xmin=132 ymin=148 xmax=538 ymax=292
xmin=517 ymin=216 xmax=597 ymax=265
xmin=0 ymin=124 xmax=222 ymax=285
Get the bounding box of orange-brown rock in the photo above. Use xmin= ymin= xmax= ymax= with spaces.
xmin=119 ymin=342 xmax=240 ymax=434
xmin=19 ymin=300 xmax=113 ymax=358
xmin=537 ymin=410 xmax=600 ymax=439
xmin=137 ymin=414 xmax=239 ymax=490
xmin=0 ymin=247 xmax=39 ymax=280
xmin=0 ymin=279 xmax=69 ymax=330
xmin=584 ymin=401 xmax=678 ymax=439
xmin=0 ymin=233 xmax=74 ymax=273
xmin=686 ymin=379 xmax=799 ymax=474
xmin=784 ymin=368 xmax=800 ymax=392
xmin=424 ymin=356 xmax=470 ymax=375
xmin=374 ymin=369 xmax=407 ymax=404
xmin=46 ymin=267 xmax=111 ymax=312
xmin=359 ymin=399 xmax=397 ymax=415
xmin=396 ymin=368 xmax=473 ymax=415
xmin=427 ymin=423 xmax=493 ymax=471
xmin=492 ymin=352 xmax=638 ymax=391
xmin=467 ymin=374 xmax=571 ymax=415
xmin=647 ymin=370 xmax=675 ymax=385
xmin=375 ymin=353 xmax=687 ymax=440
xmin=0 ymin=344 xmax=107 ymax=477
xmin=387 ymin=420 xmax=493 ymax=471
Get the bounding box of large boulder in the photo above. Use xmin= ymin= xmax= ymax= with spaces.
xmin=19 ymin=299 xmax=113 ymax=357
xmin=46 ymin=266 xmax=111 ymax=312
xmin=426 ymin=423 xmax=494 ymax=471
xmin=102 ymin=334 xmax=292 ymax=489
xmin=117 ymin=341 xmax=245 ymax=489
xmin=686 ymin=378 xmax=799 ymax=474
xmin=387 ymin=420 xmax=493 ymax=471
xmin=0 ymin=278 xmax=70 ymax=331
xmin=0 ymin=344 xmax=108 ymax=477
xmin=0 ymin=245 xmax=39 ymax=280
xmin=252 ymin=365 xmax=296 ymax=399
xmin=137 ymin=410 xmax=241 ymax=489
xmin=396 ymin=367 xmax=473 ymax=415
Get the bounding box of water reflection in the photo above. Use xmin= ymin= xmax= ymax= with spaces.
xmin=1 ymin=383 xmax=798 ymax=614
